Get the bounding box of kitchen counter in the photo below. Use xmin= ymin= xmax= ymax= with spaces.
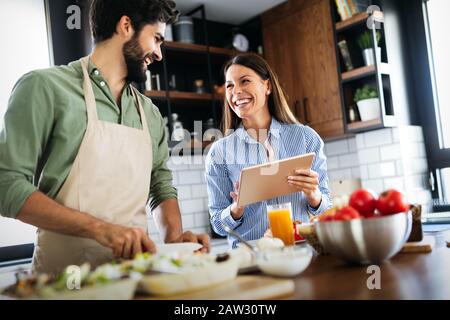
xmin=136 ymin=231 xmax=450 ymax=300
xmin=280 ymin=230 xmax=450 ymax=300
xmin=2 ymin=232 xmax=449 ymax=300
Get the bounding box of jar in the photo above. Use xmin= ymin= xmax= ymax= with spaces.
xmin=173 ymin=16 xmax=194 ymax=44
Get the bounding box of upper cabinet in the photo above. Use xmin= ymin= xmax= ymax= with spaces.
xmin=262 ymin=0 xmax=344 ymax=139
xmin=262 ymin=0 xmax=401 ymax=139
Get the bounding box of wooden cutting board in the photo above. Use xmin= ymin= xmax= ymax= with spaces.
xmin=137 ymin=276 xmax=295 ymax=300
xmin=401 ymin=235 xmax=435 ymax=253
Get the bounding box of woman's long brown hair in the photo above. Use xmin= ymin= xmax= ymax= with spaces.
xmin=221 ymin=53 xmax=298 ymax=134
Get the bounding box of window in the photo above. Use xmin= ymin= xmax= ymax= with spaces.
xmin=424 ymin=0 xmax=450 ymax=149
xmin=0 ymin=0 xmax=52 ymax=128
xmin=0 ymin=0 xmax=51 ymax=249
xmin=423 ymin=0 xmax=450 ymax=204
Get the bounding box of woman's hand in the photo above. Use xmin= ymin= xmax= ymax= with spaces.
xmin=230 ymin=181 xmax=245 ymax=220
xmin=287 ymin=169 xmax=322 ymax=209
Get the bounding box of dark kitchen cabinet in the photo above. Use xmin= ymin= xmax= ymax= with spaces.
xmin=262 ymin=0 xmax=344 ymax=139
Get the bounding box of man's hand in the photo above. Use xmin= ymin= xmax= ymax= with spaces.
xmin=169 ymin=231 xmax=211 ymax=253
xmin=93 ymin=222 xmax=156 ymax=259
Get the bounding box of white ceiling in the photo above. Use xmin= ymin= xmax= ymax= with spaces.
xmin=173 ymin=0 xmax=287 ymax=25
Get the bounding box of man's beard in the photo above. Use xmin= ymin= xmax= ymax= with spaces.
xmin=123 ymin=34 xmax=151 ymax=83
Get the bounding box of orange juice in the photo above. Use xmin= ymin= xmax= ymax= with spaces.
xmin=267 ymin=208 xmax=295 ymax=246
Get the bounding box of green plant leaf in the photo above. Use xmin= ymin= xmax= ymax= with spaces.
xmin=353 ymin=85 xmax=378 ymax=102
xmin=357 ymin=31 xmax=382 ymax=50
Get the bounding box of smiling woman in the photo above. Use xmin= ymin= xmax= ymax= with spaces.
xmin=205 ymin=53 xmax=332 ymax=248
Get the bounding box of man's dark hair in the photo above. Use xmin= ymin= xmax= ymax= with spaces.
xmin=90 ymin=0 xmax=179 ymax=44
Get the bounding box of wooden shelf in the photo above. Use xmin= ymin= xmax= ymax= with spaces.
xmin=144 ymin=90 xmax=223 ymax=101
xmin=342 ymin=65 xmax=375 ymax=81
xmin=163 ymin=41 xmax=238 ymax=56
xmin=169 ymin=91 xmax=213 ymax=100
xmin=144 ymin=90 xmax=167 ymax=98
xmin=347 ymin=118 xmax=382 ymax=131
xmin=209 ymin=46 xmax=239 ymax=56
xmin=336 ymin=11 xmax=384 ymax=31
xmin=336 ymin=12 xmax=368 ymax=31
xmin=163 ymin=41 xmax=208 ymax=53
xmin=342 ymin=63 xmax=390 ymax=82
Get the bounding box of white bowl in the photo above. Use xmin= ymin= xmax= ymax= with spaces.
xmin=256 ymin=246 xmax=312 ymax=277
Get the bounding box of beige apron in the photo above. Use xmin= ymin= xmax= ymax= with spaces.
xmin=32 ymin=56 xmax=153 ymax=275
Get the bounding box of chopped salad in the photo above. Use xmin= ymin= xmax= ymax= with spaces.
xmin=2 ymin=251 xmax=230 ymax=299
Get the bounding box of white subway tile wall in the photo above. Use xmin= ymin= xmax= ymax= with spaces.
xmin=324 ymin=126 xmax=430 ymax=205
xmin=360 ymin=165 xmax=369 ymax=180
xmin=323 ymin=139 xmax=360 ymax=189
xmin=358 ymin=147 xmax=380 ymax=164
xmin=368 ymin=161 xmax=396 ymax=179
xmin=324 ymin=139 xmax=349 ymax=156
xmin=362 ymin=179 xmax=384 ymax=194
xmin=364 ymin=128 xmax=393 ymax=148
xmin=348 ymin=137 xmax=357 ymax=153
xmin=379 ymin=144 xmax=402 ymax=161
xmin=338 ymin=153 xmax=358 ymax=168
xmin=148 ymin=125 xmax=430 ymax=240
xmin=327 ymin=156 xmax=339 ymax=170
xmin=328 ymin=168 xmax=353 ymax=181
xmin=148 ymin=156 xmax=211 ymax=240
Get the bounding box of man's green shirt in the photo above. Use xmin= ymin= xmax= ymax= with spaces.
xmin=0 ymin=59 xmax=177 ymax=218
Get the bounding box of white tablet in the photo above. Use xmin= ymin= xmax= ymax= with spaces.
xmin=237 ymin=153 xmax=315 ymax=207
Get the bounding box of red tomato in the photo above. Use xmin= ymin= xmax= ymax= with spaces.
xmin=349 ymin=188 xmax=377 ymax=217
xmin=334 ymin=206 xmax=361 ymax=221
xmin=293 ymin=222 xmax=304 ymax=241
xmin=318 ymin=208 xmax=336 ymax=222
xmin=322 ymin=215 xmax=335 ymax=221
xmin=376 ymin=189 xmax=410 ymax=215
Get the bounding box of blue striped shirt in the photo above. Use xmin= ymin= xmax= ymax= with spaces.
xmin=205 ymin=117 xmax=332 ymax=248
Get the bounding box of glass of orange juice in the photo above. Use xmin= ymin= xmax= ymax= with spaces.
xmin=267 ymin=202 xmax=295 ymax=246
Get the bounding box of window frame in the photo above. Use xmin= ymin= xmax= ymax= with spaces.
xmin=420 ymin=0 xmax=450 ymax=198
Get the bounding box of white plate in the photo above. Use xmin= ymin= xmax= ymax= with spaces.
xmin=156 ymin=242 xmax=202 ymax=255
xmin=137 ymin=257 xmax=240 ymax=296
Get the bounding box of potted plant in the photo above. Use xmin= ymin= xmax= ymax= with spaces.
xmin=357 ymin=31 xmax=382 ymax=66
xmin=353 ymin=85 xmax=381 ymax=121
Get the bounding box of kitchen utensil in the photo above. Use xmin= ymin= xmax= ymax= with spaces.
xmin=401 ymin=235 xmax=434 ymax=253
xmin=316 ymin=211 xmax=412 ymax=264
xmin=222 ymin=225 xmax=259 ymax=256
xmin=173 ymin=16 xmax=194 ymax=44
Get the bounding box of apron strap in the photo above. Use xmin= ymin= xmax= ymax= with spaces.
xmin=80 ymin=56 xmax=100 ymax=122
xmin=80 ymin=56 xmax=149 ymax=134
xmin=130 ymin=85 xmax=150 ymax=134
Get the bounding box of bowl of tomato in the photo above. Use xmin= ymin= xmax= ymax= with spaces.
xmin=315 ymin=188 xmax=413 ymax=264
